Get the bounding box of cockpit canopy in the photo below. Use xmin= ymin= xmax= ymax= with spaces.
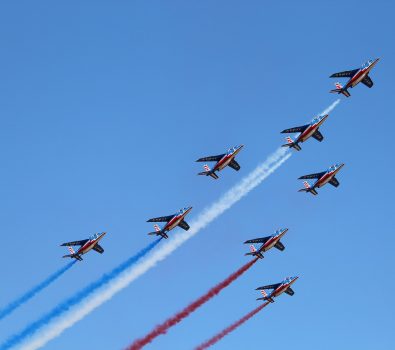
xmin=362 ymin=60 xmax=373 ymax=69
xmin=227 ymin=146 xmax=240 ymax=155
xmin=89 ymin=232 xmax=101 ymax=240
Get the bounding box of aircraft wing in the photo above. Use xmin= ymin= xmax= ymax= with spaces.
xmin=329 ymin=177 xmax=340 ymax=187
xmin=329 ymin=69 xmax=359 ymax=78
xmin=298 ymin=171 xmax=326 ymax=179
xmin=361 ymin=75 xmax=374 ymax=88
xmin=147 ymin=215 xmax=174 ymax=223
xmin=60 ymin=239 xmax=89 ymax=247
xmin=285 ymin=287 xmax=295 ymax=296
xmin=178 ymin=220 xmax=190 ymax=231
xmin=274 ymin=241 xmax=285 ymax=251
xmin=228 ymin=159 xmax=241 ymax=171
xmin=281 ymin=124 xmax=309 ymax=134
xmin=244 ymin=236 xmax=271 ymax=244
xmin=311 ymin=130 xmax=324 ymax=142
xmin=93 ymin=244 xmax=104 ymax=254
xmin=256 ymin=283 xmax=281 ymax=290
xmin=196 ymin=154 xmax=225 ymax=162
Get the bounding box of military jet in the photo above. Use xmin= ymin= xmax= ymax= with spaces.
xmin=281 ymin=114 xmax=329 ymax=151
xmin=147 ymin=207 xmax=192 ymax=239
xmin=256 ymin=276 xmax=299 ymax=303
xmin=244 ymin=228 xmax=289 ymax=259
xmin=330 ymin=58 xmax=380 ymax=97
xmin=196 ymin=145 xmax=244 ymax=179
xmin=298 ymin=163 xmax=344 ymax=196
xmin=61 ymin=232 xmax=107 ymax=261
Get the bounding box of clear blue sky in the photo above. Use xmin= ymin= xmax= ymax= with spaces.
xmin=1 ymin=1 xmax=394 ymax=349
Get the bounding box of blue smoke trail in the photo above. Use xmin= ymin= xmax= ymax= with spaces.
xmin=1 ymin=238 xmax=161 ymax=350
xmin=0 ymin=261 xmax=76 ymax=321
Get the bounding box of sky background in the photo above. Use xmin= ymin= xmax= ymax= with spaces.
xmin=0 ymin=1 xmax=394 ymax=349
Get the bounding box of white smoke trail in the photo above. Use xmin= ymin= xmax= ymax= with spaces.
xmin=320 ymin=99 xmax=340 ymax=115
xmin=18 ymin=100 xmax=340 ymax=350
xmin=20 ymin=147 xmax=291 ymax=350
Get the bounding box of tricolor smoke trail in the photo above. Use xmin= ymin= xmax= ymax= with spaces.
xmin=128 ymin=258 xmax=259 ymax=349
xmin=9 ymin=101 xmax=339 ymax=350
xmin=17 ymin=147 xmax=290 ymax=350
xmin=0 ymin=261 xmax=76 ymax=321
xmin=195 ymin=302 xmax=270 ymax=350
xmin=0 ymin=239 xmax=161 ymax=350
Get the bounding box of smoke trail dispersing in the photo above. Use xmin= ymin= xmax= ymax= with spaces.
xmin=17 ymin=147 xmax=291 ymax=350
xmin=128 ymin=258 xmax=259 ymax=350
xmin=195 ymin=302 xmax=270 ymax=350
xmin=0 ymin=261 xmax=76 ymax=321
xmin=320 ymin=99 xmax=340 ymax=115
xmin=1 ymin=239 xmax=161 ymax=350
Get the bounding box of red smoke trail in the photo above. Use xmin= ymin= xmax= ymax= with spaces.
xmin=195 ymin=301 xmax=270 ymax=350
xmin=127 ymin=258 xmax=258 ymax=350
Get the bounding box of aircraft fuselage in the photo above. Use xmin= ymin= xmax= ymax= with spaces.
xmin=297 ymin=115 xmax=328 ymax=143
xmin=314 ymin=164 xmax=344 ymax=188
xmin=214 ymin=147 xmax=243 ymax=172
xmin=77 ymin=233 xmax=106 ymax=255
xmin=272 ymin=278 xmax=298 ymax=298
xmin=261 ymin=229 xmax=288 ymax=252
xmin=163 ymin=208 xmax=192 ymax=232
xmin=346 ymin=59 xmax=379 ymax=89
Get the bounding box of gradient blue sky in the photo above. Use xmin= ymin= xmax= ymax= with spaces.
xmin=1 ymin=1 xmax=394 ymax=349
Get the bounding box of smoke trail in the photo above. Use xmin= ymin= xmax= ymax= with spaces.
xmin=1 ymin=239 xmax=161 ymax=350
xmin=3 ymin=101 xmax=340 ymax=350
xmin=320 ymin=99 xmax=340 ymax=115
xmin=16 ymin=147 xmax=291 ymax=350
xmin=0 ymin=261 xmax=76 ymax=321
xmin=128 ymin=258 xmax=259 ymax=350
xmin=195 ymin=302 xmax=270 ymax=350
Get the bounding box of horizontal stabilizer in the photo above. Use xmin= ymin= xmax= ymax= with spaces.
xmin=198 ymin=170 xmax=219 ymax=179
xmin=148 ymin=230 xmax=168 ymax=239
xmin=63 ymin=254 xmax=83 ymax=261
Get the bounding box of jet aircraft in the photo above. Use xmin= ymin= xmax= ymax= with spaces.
xmin=298 ymin=163 xmax=344 ymax=195
xmin=196 ymin=145 xmax=244 ymax=179
xmin=256 ymin=276 xmax=299 ymax=303
xmin=244 ymin=228 xmax=289 ymax=259
xmin=61 ymin=232 xmax=107 ymax=261
xmin=329 ymin=58 xmax=380 ymax=97
xmin=147 ymin=206 xmax=192 ymax=239
xmin=281 ymin=114 xmax=329 ymax=151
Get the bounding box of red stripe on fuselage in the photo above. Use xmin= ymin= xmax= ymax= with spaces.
xmin=213 ymin=154 xmax=234 ymax=172
xmin=346 ymin=68 xmax=369 ymax=88
xmin=78 ymin=240 xmax=98 ymax=255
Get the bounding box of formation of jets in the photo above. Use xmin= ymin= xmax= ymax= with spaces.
xmin=58 ymin=58 xmax=378 ymax=333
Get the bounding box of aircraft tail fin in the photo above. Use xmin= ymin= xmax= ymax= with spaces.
xmin=257 ymin=290 xmax=274 ymax=302
xmin=245 ymin=244 xmax=264 ymax=259
xmin=62 ymin=247 xmax=82 ymax=261
xmin=281 ymin=137 xmax=301 ymax=151
xmin=298 ymin=181 xmax=318 ymax=195
xmin=198 ymin=164 xmax=219 ymax=179
xmin=330 ymin=82 xmax=351 ymax=97
xmin=148 ymin=224 xmax=168 ymax=239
